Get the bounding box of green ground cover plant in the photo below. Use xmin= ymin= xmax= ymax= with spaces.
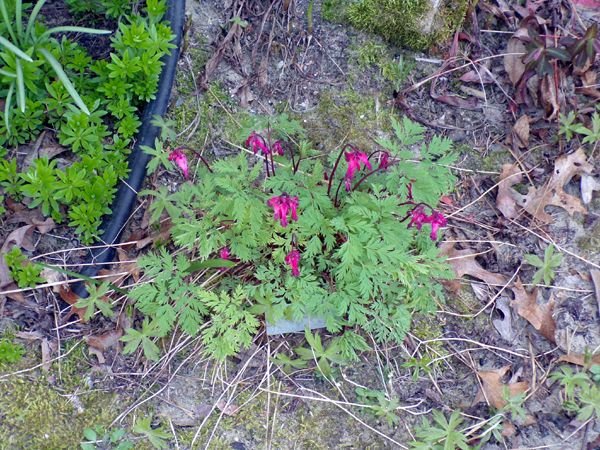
xmin=0 ymin=0 xmax=174 ymax=244
xmin=124 ymin=114 xmax=456 ymax=364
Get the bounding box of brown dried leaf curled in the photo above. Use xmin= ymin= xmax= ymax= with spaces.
xmin=504 ymin=37 xmax=527 ymax=86
xmin=521 ymin=148 xmax=593 ymax=223
xmin=440 ymin=243 xmax=508 ymax=287
xmin=510 ymin=279 xmax=556 ymax=343
xmin=496 ymin=164 xmax=524 ymax=219
xmin=475 ymin=365 xmax=529 ymax=409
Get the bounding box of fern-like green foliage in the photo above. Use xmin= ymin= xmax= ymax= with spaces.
xmin=129 ymin=115 xmax=455 ymax=362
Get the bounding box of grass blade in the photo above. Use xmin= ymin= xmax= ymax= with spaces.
xmin=4 ymin=82 xmax=14 ymax=133
xmin=15 ymin=0 xmax=23 ymax=37
xmin=38 ymin=48 xmax=90 ymax=115
xmin=15 ymin=59 xmax=25 ymax=112
xmin=41 ymin=26 xmax=112 ymax=41
xmin=26 ymin=0 xmax=47 ymax=40
xmin=0 ymin=36 xmax=33 ymax=62
xmin=0 ymin=0 xmax=17 ymax=43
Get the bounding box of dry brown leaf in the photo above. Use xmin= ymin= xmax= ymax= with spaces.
xmin=1 ymin=225 xmax=35 ymax=253
xmin=540 ymin=74 xmax=563 ymax=120
xmin=440 ymin=243 xmax=508 ymax=288
xmin=85 ymin=329 xmax=123 ymax=364
xmin=504 ymin=37 xmax=527 ymax=86
xmin=591 ymin=269 xmax=600 ymax=315
xmin=581 ymin=175 xmax=600 ymax=204
xmin=578 ymin=70 xmax=600 ymax=99
xmin=459 ymin=69 xmax=495 ymax=84
xmin=558 ymin=353 xmax=600 ymax=367
xmin=522 ymin=148 xmax=593 ymax=223
xmin=57 ymin=285 xmax=87 ymax=322
xmin=510 ymin=279 xmax=556 ymax=343
xmin=136 ymin=219 xmax=172 ymax=249
xmin=216 ymin=399 xmax=240 ymax=417
xmin=512 ymin=115 xmax=530 ymax=148
xmin=41 ymin=338 xmax=54 ymax=372
xmin=475 ymin=365 xmax=529 ymax=409
xmin=496 ymin=164 xmax=524 ymax=219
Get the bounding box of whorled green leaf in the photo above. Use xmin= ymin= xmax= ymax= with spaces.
xmin=38 ymin=48 xmax=90 ymax=115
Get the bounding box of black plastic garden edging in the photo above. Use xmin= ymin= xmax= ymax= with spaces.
xmin=73 ymin=0 xmax=185 ymax=298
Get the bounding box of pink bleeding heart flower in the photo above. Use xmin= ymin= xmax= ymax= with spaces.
xmin=407 ymin=205 xmax=447 ymax=241
xmin=168 ymin=148 xmax=189 ymax=179
xmin=428 ymin=211 xmax=447 ymax=241
xmin=219 ymin=247 xmax=231 ymax=260
xmin=289 ymin=195 xmax=299 ymax=222
xmin=246 ymin=132 xmax=270 ymax=155
xmin=285 ymin=249 xmax=301 ymax=277
xmin=267 ymin=194 xmax=299 ymax=227
xmin=379 ymin=152 xmax=390 ymax=170
xmin=344 ymin=150 xmax=372 ymax=191
xmin=407 ymin=205 xmax=429 ymax=231
xmin=272 ymin=140 xmax=284 ymax=156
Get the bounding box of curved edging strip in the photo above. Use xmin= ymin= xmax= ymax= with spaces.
xmin=73 ymin=0 xmax=185 ymax=298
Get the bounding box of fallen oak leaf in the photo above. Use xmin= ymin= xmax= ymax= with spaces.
xmin=85 ymin=329 xmax=123 ymax=364
xmin=521 ymin=148 xmax=593 ymax=223
xmin=540 ymin=73 xmax=563 ymax=121
xmin=581 ymin=175 xmax=600 ymax=204
xmin=57 ymin=284 xmax=88 ymax=322
xmin=440 ymin=242 xmax=508 ymax=287
xmin=216 ymin=399 xmax=240 ymax=417
xmin=459 ymin=69 xmax=496 ymax=84
xmin=474 ymin=365 xmax=529 ymax=409
xmin=557 ymin=352 xmax=600 ymax=367
xmin=510 ymin=279 xmax=556 ymax=343
xmin=496 ymin=164 xmax=524 ymax=219
xmin=512 ymin=115 xmax=530 ymax=148
xmin=504 ymin=35 xmax=527 ymax=86
xmin=591 ymin=269 xmax=600 ymax=315
xmin=41 ymin=338 xmax=56 ymax=372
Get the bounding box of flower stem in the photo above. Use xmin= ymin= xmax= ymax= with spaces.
xmin=270 ymin=150 xmax=276 ymax=176
xmin=178 ymin=146 xmax=213 ymax=173
xmin=327 ymin=143 xmax=353 ymax=197
xmin=351 ymin=166 xmax=385 ymax=191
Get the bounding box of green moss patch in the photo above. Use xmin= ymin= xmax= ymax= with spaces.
xmin=0 ymin=375 xmax=120 ymax=449
xmin=325 ymin=0 xmax=470 ymax=50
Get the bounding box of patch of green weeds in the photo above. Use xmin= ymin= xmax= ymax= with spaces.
xmin=524 ymin=244 xmax=562 ymax=286
xmin=410 ymin=410 xmax=471 ymax=449
xmin=4 ymin=247 xmax=43 ymax=288
xmin=356 ymin=387 xmax=401 ymax=427
xmin=0 ymin=335 xmax=25 ymax=365
xmin=81 ymin=426 xmax=133 ymax=450
xmin=550 ymin=363 xmax=600 ymax=422
xmin=132 ymin=416 xmax=170 ymax=449
xmin=353 ymin=40 xmax=415 ymax=91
